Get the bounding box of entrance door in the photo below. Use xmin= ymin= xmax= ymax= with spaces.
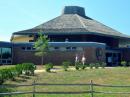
xmin=106 ymin=53 xmax=121 ymax=66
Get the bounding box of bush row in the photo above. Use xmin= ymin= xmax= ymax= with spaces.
xmin=44 ymin=61 xmax=107 ymax=72
xmin=75 ymin=62 xmax=106 ymax=70
xmin=121 ymin=61 xmax=130 ymax=67
xmin=62 ymin=61 xmax=107 ymax=71
xmin=0 ymin=63 xmax=36 ymax=85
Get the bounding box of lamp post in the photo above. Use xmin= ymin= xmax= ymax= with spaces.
xmin=75 ymin=54 xmax=79 ymax=63
xmin=81 ymin=55 xmax=86 ymax=65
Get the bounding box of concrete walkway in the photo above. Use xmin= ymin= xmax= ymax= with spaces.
xmin=34 ymin=67 xmax=112 ymax=73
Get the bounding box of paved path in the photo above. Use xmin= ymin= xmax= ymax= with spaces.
xmin=35 ymin=67 xmax=113 ymax=73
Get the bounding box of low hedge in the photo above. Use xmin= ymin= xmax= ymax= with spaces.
xmin=45 ymin=63 xmax=53 ymax=72
xmin=0 ymin=67 xmax=17 ymax=84
xmin=22 ymin=63 xmax=36 ymax=75
xmin=0 ymin=63 xmax=36 ymax=85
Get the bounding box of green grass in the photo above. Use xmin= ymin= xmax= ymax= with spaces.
xmin=0 ymin=65 xmax=15 ymax=70
xmin=1 ymin=66 xmax=130 ymax=97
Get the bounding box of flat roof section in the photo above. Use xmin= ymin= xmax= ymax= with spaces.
xmin=13 ymin=42 xmax=106 ymax=48
xmin=0 ymin=41 xmax=12 ymax=47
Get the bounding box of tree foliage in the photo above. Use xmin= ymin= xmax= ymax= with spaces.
xmin=34 ymin=33 xmax=49 ymax=65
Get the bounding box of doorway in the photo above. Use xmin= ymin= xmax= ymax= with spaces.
xmin=106 ymin=53 xmax=121 ymax=66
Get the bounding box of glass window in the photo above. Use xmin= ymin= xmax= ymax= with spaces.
xmin=29 ymin=35 xmax=33 ymax=37
xmin=0 ymin=48 xmax=1 ymax=58
xmin=27 ymin=47 xmax=31 ymax=50
xmin=54 ymin=47 xmax=59 ymax=50
xmin=22 ymin=47 xmax=26 ymax=50
xmin=21 ymin=46 xmax=35 ymax=51
xmin=66 ymin=47 xmax=71 ymax=50
xmin=2 ymin=60 xmax=6 ymax=63
xmin=32 ymin=47 xmax=36 ymax=50
xmin=72 ymin=47 xmax=76 ymax=50
xmin=7 ymin=60 xmax=11 ymax=64
xmin=1 ymin=48 xmax=12 ymax=59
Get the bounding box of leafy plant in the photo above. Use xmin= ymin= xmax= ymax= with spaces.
xmin=127 ymin=62 xmax=130 ymax=67
xmin=7 ymin=67 xmax=17 ymax=81
xmin=81 ymin=63 xmax=88 ymax=70
xmin=22 ymin=63 xmax=36 ymax=75
xmin=95 ymin=63 xmax=100 ymax=69
xmin=121 ymin=61 xmax=127 ymax=67
xmin=101 ymin=62 xmax=106 ymax=68
xmin=15 ymin=64 xmax=24 ymax=76
xmin=75 ymin=62 xmax=81 ymax=70
xmin=62 ymin=61 xmax=71 ymax=71
xmin=0 ymin=87 xmax=12 ymax=93
xmin=0 ymin=67 xmax=16 ymax=83
xmin=89 ymin=63 xmax=95 ymax=69
xmin=0 ymin=63 xmax=36 ymax=85
xmin=0 ymin=70 xmax=4 ymax=84
xmin=45 ymin=63 xmax=53 ymax=72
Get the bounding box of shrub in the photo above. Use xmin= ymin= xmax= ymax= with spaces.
xmin=81 ymin=64 xmax=85 ymax=70
xmin=0 ymin=87 xmax=12 ymax=93
xmin=95 ymin=63 xmax=100 ymax=69
xmin=121 ymin=61 xmax=127 ymax=67
xmin=0 ymin=63 xmax=36 ymax=85
xmin=89 ymin=63 xmax=95 ymax=69
xmin=0 ymin=67 xmax=16 ymax=83
xmin=0 ymin=70 xmax=4 ymax=84
xmin=7 ymin=67 xmax=17 ymax=81
xmin=75 ymin=62 xmax=88 ymax=70
xmin=15 ymin=64 xmax=24 ymax=76
xmin=45 ymin=63 xmax=53 ymax=72
xmin=22 ymin=63 xmax=36 ymax=75
xmin=62 ymin=61 xmax=71 ymax=71
xmin=75 ymin=62 xmax=81 ymax=70
xmin=80 ymin=63 xmax=88 ymax=70
xmin=127 ymin=62 xmax=130 ymax=67
xmin=101 ymin=62 xmax=106 ymax=68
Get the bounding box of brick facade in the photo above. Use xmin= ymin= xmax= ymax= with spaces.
xmin=122 ymin=48 xmax=130 ymax=62
xmin=12 ymin=45 xmax=105 ymax=65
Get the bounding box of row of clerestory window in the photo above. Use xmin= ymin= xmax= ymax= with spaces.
xmin=21 ymin=47 xmax=35 ymax=51
xmin=21 ymin=46 xmax=82 ymax=51
xmin=52 ymin=46 xmax=82 ymax=51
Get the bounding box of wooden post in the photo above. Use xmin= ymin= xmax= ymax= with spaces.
xmin=90 ymin=80 xmax=94 ymax=97
xmin=33 ymin=80 xmax=36 ymax=97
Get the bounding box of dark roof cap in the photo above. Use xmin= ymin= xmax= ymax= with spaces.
xmin=62 ymin=6 xmax=85 ymax=17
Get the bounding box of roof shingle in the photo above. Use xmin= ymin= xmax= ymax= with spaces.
xmin=13 ymin=6 xmax=130 ymax=39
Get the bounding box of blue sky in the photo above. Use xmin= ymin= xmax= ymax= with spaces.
xmin=0 ymin=0 xmax=130 ymax=41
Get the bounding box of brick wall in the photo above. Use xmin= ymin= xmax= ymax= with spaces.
xmin=122 ymin=48 xmax=130 ymax=61
xmin=12 ymin=46 xmax=105 ymax=65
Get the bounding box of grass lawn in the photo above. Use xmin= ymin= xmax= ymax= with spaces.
xmin=0 ymin=65 xmax=15 ymax=69
xmin=1 ymin=66 xmax=130 ymax=97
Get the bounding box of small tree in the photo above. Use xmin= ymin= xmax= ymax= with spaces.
xmin=62 ymin=61 xmax=71 ymax=71
xmin=34 ymin=33 xmax=49 ymax=65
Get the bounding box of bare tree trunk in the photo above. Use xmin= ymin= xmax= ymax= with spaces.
xmin=41 ymin=56 xmax=44 ymax=65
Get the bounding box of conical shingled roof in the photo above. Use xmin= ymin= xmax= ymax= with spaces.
xmin=13 ymin=6 xmax=130 ymax=38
